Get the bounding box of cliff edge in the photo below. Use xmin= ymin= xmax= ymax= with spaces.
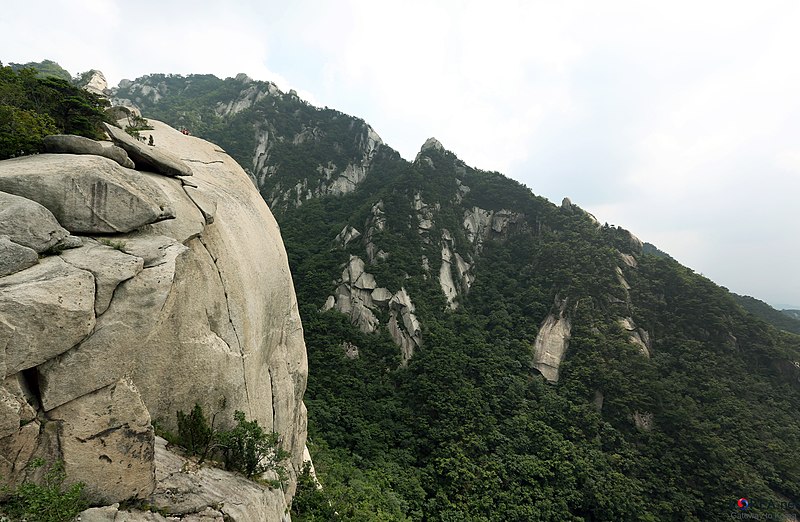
xmin=0 ymin=119 xmax=307 ymax=520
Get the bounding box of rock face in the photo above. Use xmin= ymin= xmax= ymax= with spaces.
xmin=462 ymin=207 xmax=522 ymax=249
xmin=0 ymin=119 xmax=308 ymax=518
xmin=532 ymin=299 xmax=572 ymax=383
xmin=48 ymin=377 xmax=155 ymax=504
xmin=323 ymin=253 xmax=422 ymax=363
xmin=82 ymin=70 xmax=109 ymax=96
xmin=0 ymin=191 xmax=69 ymax=253
xmin=0 ymin=236 xmax=38 ymax=277
xmin=0 ymin=154 xmax=176 ymax=233
xmin=79 ymin=436 xmax=289 ymax=522
xmin=0 ymin=256 xmax=96 ymax=376
xmin=43 ymin=134 xmax=135 ymax=169
xmin=388 ymin=289 xmax=422 ymax=364
xmin=104 ymin=122 xmax=193 ymax=178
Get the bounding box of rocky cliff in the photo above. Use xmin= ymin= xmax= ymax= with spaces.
xmin=0 ymin=119 xmax=307 ymax=520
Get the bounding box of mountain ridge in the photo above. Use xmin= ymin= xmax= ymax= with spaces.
xmin=84 ymin=69 xmax=800 ymax=520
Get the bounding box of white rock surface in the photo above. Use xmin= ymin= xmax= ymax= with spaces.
xmin=38 ymin=240 xmax=186 ymax=411
xmin=439 ymin=244 xmax=458 ymax=309
xmin=618 ymin=317 xmax=651 ymax=357
xmin=149 ymin=437 xmax=289 ymax=522
xmin=0 ymin=235 xmax=38 ymax=277
xmin=0 ymin=154 xmax=176 ymax=233
xmin=0 ymin=256 xmax=95 ymax=377
xmin=354 ymin=272 xmax=377 ymax=290
xmin=335 ymin=225 xmax=361 ymax=246
xmin=83 ymin=70 xmax=109 ymax=96
xmin=43 ymin=134 xmax=134 ymax=169
xmin=0 ymin=119 xmax=308 ymax=512
xmin=462 ymin=207 xmax=521 ymax=248
xmin=616 ymin=266 xmax=631 ymax=291
xmin=532 ymin=311 xmax=572 ymax=383
xmin=104 ymin=123 xmax=193 ymax=178
xmin=0 ymin=190 xmax=69 ymax=253
xmin=371 ymin=287 xmax=392 ymax=305
xmin=620 ymin=252 xmax=638 ymax=268
xmin=59 ymin=238 xmax=144 ymax=315
xmin=388 ymin=289 xmax=422 ymax=364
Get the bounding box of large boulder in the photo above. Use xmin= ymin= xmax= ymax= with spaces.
xmin=0 ymin=256 xmax=95 ymax=377
xmin=47 ymin=377 xmax=155 ymax=504
xmin=0 ymin=236 xmax=38 ymax=277
xmin=59 ymin=238 xmax=144 ymax=315
xmin=0 ymin=191 xmax=69 ymax=253
xmin=104 ymin=122 xmax=193 ymax=177
xmin=38 ymin=240 xmax=186 ymax=411
xmin=0 ymin=119 xmax=308 ymax=515
xmin=79 ymin=436 xmax=288 ymax=522
xmin=43 ymin=134 xmax=135 ymax=169
xmin=0 ymin=154 xmax=175 ymax=233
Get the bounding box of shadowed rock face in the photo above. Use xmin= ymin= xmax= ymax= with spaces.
xmin=0 ymin=119 xmax=308 ymax=515
xmin=0 ymin=191 xmax=69 ymax=253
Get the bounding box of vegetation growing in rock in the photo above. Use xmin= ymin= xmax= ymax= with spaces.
xmin=0 ymin=458 xmax=87 ymax=522
xmin=176 ymin=403 xmax=217 ymax=463
xmin=123 ymin=113 xmax=153 ymax=140
xmin=0 ymin=63 xmax=109 ymax=159
xmin=219 ymin=411 xmax=290 ymax=483
xmin=168 ymin=405 xmax=290 ymax=486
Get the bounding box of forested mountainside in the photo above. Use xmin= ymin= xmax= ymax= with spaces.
xmin=115 ymin=73 xmax=800 ymax=521
xmin=732 ymin=294 xmax=800 ymax=335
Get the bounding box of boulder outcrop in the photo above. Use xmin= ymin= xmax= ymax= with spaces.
xmin=0 ymin=236 xmax=38 ymax=277
xmin=463 ymin=206 xmax=522 ymax=249
xmin=323 ymin=252 xmax=422 ymax=362
xmin=0 ymin=190 xmax=69 ymax=253
xmin=0 ymin=154 xmax=176 ymax=233
xmin=78 ymin=436 xmax=290 ymax=522
xmin=0 ymin=119 xmax=307 ymax=518
xmin=43 ymin=134 xmax=135 ymax=169
xmin=104 ymin=123 xmax=193 ymax=178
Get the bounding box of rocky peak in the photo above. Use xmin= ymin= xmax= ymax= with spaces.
xmin=420 ymin=137 xmax=444 ymax=153
xmin=81 ymin=69 xmax=109 ymax=96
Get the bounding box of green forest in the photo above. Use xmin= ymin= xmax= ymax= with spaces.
xmin=91 ymin=72 xmax=800 ymax=520
xmin=0 ymin=63 xmax=108 ymax=159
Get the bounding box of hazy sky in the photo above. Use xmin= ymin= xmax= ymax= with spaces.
xmin=3 ymin=0 xmax=798 ymax=307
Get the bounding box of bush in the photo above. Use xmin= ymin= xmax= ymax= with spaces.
xmin=1 ymin=458 xmax=87 ymax=522
xmin=170 ymin=405 xmax=289 ymax=486
xmin=219 ymin=410 xmax=290 ymax=483
xmin=176 ymin=404 xmax=215 ymax=460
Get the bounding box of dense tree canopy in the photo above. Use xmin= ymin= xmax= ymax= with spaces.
xmin=0 ymin=63 xmax=109 ymax=159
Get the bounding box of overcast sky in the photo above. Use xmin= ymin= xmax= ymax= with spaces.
xmin=3 ymin=0 xmax=798 ymax=307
